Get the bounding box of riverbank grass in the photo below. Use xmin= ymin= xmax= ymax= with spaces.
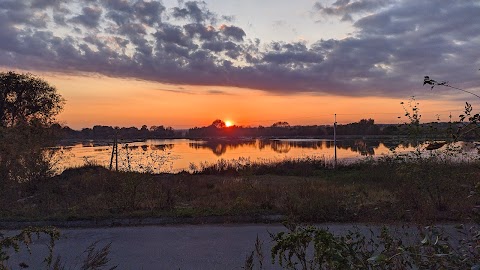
xmin=1 ymin=155 xmax=478 ymax=224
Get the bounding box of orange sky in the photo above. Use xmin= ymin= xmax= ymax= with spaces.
xmin=33 ymin=72 xmax=466 ymax=130
xmin=1 ymin=0 xmax=478 ymax=131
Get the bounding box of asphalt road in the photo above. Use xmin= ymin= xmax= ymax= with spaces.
xmin=1 ymin=224 xmax=464 ymax=270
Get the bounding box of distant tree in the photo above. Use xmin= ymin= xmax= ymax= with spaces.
xmin=92 ymin=125 xmax=114 ymax=137
xmin=382 ymin=125 xmax=399 ymax=135
xmin=358 ymin=119 xmax=374 ymax=126
xmin=272 ymin=121 xmax=290 ymax=128
xmin=0 ymin=71 xmax=64 ymax=128
xmin=150 ymin=125 xmax=163 ymax=132
xmin=211 ymin=119 xmax=226 ymax=129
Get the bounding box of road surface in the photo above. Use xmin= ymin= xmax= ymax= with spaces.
xmin=1 ymin=224 xmax=464 ymax=269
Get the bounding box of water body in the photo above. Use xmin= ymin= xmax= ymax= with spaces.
xmin=52 ymin=138 xmax=478 ymax=173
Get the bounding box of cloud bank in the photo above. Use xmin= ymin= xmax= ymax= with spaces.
xmin=0 ymin=0 xmax=479 ymax=97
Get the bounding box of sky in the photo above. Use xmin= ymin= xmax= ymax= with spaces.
xmin=0 ymin=0 xmax=479 ymax=129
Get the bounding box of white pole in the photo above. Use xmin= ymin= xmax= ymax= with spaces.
xmin=334 ymin=114 xmax=337 ymax=168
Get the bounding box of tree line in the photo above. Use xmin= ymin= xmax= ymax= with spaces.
xmin=184 ymin=118 xmax=458 ymax=138
xmin=53 ymin=124 xmax=177 ymax=140
xmin=50 ymin=118 xmax=470 ymax=140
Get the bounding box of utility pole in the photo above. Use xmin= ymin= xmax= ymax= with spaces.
xmin=109 ymin=130 xmax=118 ymax=171
xmin=115 ymin=133 xmax=118 ymax=171
xmin=334 ymin=114 xmax=337 ymax=168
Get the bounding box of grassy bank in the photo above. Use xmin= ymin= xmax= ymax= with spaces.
xmin=1 ymin=157 xmax=479 ymax=224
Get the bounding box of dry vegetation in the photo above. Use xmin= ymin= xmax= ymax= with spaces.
xmin=1 ymin=157 xmax=478 ymax=224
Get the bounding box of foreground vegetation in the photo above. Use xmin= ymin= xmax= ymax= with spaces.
xmin=0 ymin=226 xmax=117 ymax=269
xmin=245 ymin=222 xmax=480 ymax=270
xmin=2 ymin=155 xmax=479 ymax=269
xmin=0 ymin=155 xmax=478 ymax=224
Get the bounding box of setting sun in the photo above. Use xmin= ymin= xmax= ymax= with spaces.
xmin=225 ymin=120 xmax=234 ymax=127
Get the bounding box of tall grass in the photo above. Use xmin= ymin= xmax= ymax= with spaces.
xmin=187 ymin=156 xmax=341 ymax=176
xmin=1 ymin=154 xmax=478 ymax=223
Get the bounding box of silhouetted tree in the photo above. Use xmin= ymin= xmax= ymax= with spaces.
xmin=271 ymin=121 xmax=290 ymax=128
xmin=0 ymin=71 xmax=64 ymax=128
xmin=0 ymin=72 xmax=64 ymax=190
xmin=211 ymin=119 xmax=226 ymax=129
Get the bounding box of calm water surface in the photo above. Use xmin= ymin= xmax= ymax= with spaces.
xmin=53 ymin=138 xmax=429 ymax=173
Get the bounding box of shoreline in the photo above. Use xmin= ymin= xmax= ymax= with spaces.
xmin=0 ymin=215 xmax=286 ymax=229
xmin=0 ymin=215 xmax=469 ymax=230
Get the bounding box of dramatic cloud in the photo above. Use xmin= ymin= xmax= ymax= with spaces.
xmin=70 ymin=6 xmax=103 ymax=28
xmin=314 ymin=0 xmax=394 ymax=21
xmin=172 ymin=1 xmax=215 ymax=23
xmin=0 ymin=0 xmax=479 ymax=97
xmin=31 ymin=0 xmax=65 ymax=9
xmin=219 ymin=25 xmax=246 ymax=42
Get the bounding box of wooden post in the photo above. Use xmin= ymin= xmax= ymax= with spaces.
xmin=109 ymin=131 xmax=118 ymax=171
xmin=334 ymin=114 xmax=337 ymax=168
xmin=109 ymin=135 xmax=115 ymax=170
xmin=115 ymin=134 xmax=118 ymax=171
